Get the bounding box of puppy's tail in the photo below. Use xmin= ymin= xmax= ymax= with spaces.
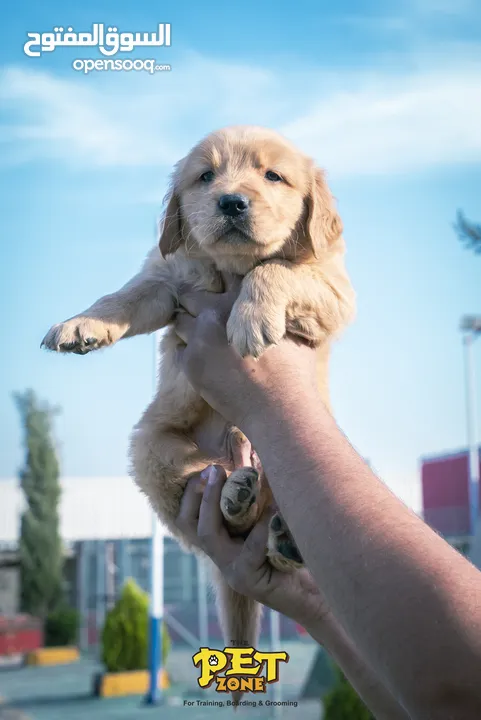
xmin=209 ymin=562 xmax=263 ymax=710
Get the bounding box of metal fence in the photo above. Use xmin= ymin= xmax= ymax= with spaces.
xmin=74 ymin=536 xmax=301 ymax=652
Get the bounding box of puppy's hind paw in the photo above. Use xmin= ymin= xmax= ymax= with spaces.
xmin=268 ymin=512 xmax=304 ymax=571
xmin=221 ymin=467 xmax=260 ymax=533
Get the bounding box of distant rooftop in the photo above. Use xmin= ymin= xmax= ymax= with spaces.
xmin=420 ymin=446 xmax=481 ymax=465
xmin=0 ymin=476 xmax=170 ymax=548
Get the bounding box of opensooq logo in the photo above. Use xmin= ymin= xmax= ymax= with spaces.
xmin=24 ymin=23 xmax=171 ymax=58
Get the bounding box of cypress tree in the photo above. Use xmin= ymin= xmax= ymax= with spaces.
xmin=14 ymin=389 xmax=64 ymax=618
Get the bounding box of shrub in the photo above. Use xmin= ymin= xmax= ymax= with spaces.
xmin=44 ymin=606 xmax=79 ymax=647
xmin=101 ymin=579 xmax=170 ymax=673
xmin=323 ymin=667 xmax=374 ymax=720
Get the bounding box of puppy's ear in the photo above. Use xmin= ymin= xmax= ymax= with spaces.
xmin=305 ymin=166 xmax=343 ymax=257
xmin=159 ymin=189 xmax=183 ymax=258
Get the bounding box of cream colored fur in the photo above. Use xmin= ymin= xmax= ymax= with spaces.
xmin=42 ymin=125 xmax=356 ymax=663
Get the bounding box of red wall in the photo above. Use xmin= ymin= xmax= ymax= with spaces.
xmin=421 ymin=451 xmax=481 ymax=537
xmin=0 ymin=615 xmax=43 ymax=656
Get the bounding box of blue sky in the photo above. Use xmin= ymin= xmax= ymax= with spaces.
xmin=0 ymin=0 xmax=480 ymax=511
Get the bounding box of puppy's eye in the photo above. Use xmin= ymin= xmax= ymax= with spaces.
xmin=265 ymin=170 xmax=282 ymax=182
xmin=200 ymin=171 xmax=215 ymax=183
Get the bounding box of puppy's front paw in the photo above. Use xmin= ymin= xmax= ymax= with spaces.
xmin=221 ymin=467 xmax=260 ymax=533
xmin=41 ymin=318 xmax=120 ymax=355
xmin=268 ymin=512 xmax=304 ymax=571
xmin=227 ymin=300 xmax=286 ymax=359
xmin=286 ymin=314 xmax=327 ymax=347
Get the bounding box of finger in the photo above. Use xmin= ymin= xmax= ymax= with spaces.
xmin=251 ymin=449 xmax=262 ymax=473
xmin=178 ymin=290 xmax=221 ymax=318
xmin=198 ymin=464 xmax=228 ymax=540
xmin=229 ymin=432 xmax=252 ymax=469
xmin=174 ymin=311 xmax=196 ymax=344
xmin=180 ymin=292 xmax=235 ymax=328
xmin=240 ymin=506 xmax=275 ymax=567
xmin=197 ymin=466 xmax=243 ymax=568
xmin=175 ymin=473 xmax=206 ymax=534
xmin=194 ymin=307 xmax=230 ymax=341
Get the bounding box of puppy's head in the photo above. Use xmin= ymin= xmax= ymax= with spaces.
xmin=159 ymin=126 xmax=342 ymax=264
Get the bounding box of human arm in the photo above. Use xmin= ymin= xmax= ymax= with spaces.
xmin=176 ymin=465 xmax=408 ymax=720
xmin=175 ymin=296 xmax=481 ymax=720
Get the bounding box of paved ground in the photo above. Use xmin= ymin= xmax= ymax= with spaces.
xmin=0 ymin=641 xmax=324 ymax=720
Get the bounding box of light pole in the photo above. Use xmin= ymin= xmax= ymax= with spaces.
xmin=145 ymin=330 xmax=164 ymax=706
xmin=269 ymin=610 xmax=283 ymax=718
xmin=146 ymin=514 xmax=164 ymax=705
xmin=461 ymin=315 xmax=481 ymax=536
xmin=197 ymin=555 xmax=209 ymax=647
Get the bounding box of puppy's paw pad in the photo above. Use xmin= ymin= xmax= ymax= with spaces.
xmin=269 ymin=512 xmax=288 ymax=536
xmin=41 ymin=319 xmax=116 ymax=354
xmin=267 ymin=516 xmax=304 ymax=571
xmin=221 ymin=467 xmax=259 ymax=521
xmin=276 ymin=538 xmax=303 ymax=565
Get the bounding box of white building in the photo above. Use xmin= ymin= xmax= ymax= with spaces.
xmin=0 ymin=476 xmax=165 ymax=547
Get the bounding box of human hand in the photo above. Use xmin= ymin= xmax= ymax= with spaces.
xmin=190 ymin=406 xmax=253 ymax=470
xmin=174 ymin=464 xmax=329 ymax=630
xmin=174 ymin=276 xmax=318 ymax=429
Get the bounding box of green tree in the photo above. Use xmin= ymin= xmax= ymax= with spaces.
xmin=44 ymin=606 xmax=79 ymax=647
xmin=454 ymin=210 xmax=481 ymax=255
xmin=323 ymin=667 xmax=374 ymax=720
xmin=102 ymin=579 xmax=170 ymax=673
xmin=14 ymin=389 xmax=64 ymax=619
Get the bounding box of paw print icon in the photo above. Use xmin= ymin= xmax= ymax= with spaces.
xmin=208 ymin=655 xmax=219 ymax=666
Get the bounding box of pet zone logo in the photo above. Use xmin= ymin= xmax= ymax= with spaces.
xmin=192 ymin=646 xmax=289 ymax=695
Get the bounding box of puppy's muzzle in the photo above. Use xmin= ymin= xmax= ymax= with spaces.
xmin=218 ymin=194 xmax=250 ymax=218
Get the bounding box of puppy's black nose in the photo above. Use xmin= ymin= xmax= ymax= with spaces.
xmin=218 ymin=194 xmax=250 ymax=217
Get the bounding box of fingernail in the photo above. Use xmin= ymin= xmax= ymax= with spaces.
xmin=200 ymin=466 xmax=212 ymax=481
xmin=207 ymin=466 xmax=218 ymax=484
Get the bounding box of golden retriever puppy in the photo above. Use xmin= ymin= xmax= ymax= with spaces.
xmin=42 ymin=125 xmax=355 ymax=655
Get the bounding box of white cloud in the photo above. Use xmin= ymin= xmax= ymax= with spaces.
xmin=282 ymin=67 xmax=481 ymax=175
xmin=1 ymin=49 xmax=481 ymax=177
xmin=0 ymin=66 xmax=178 ymax=167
